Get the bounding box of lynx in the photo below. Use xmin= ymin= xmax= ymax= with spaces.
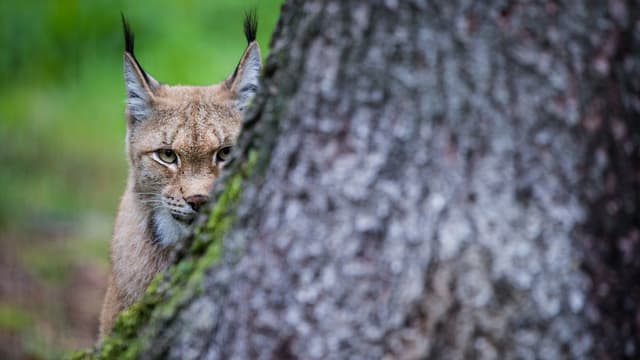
xmin=99 ymin=13 xmax=261 ymax=338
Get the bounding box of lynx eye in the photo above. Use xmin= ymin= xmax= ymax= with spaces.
xmin=156 ymin=149 xmax=178 ymax=164
xmin=216 ymin=146 xmax=232 ymax=163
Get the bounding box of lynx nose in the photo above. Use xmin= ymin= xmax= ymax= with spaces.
xmin=185 ymin=194 xmax=210 ymax=212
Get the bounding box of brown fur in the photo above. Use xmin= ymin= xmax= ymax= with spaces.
xmin=99 ymin=17 xmax=260 ymax=338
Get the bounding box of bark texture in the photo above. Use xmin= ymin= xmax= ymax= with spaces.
xmin=85 ymin=0 xmax=640 ymax=359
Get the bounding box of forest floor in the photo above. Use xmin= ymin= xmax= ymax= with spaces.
xmin=0 ymin=217 xmax=109 ymax=359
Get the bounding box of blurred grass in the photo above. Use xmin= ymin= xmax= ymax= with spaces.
xmin=0 ymin=304 xmax=33 ymax=332
xmin=0 ymin=1 xmax=283 ymax=358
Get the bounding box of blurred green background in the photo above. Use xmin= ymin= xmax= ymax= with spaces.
xmin=0 ymin=1 xmax=283 ymax=358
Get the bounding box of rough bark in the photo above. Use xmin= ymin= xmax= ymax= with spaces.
xmin=79 ymin=0 xmax=640 ymax=359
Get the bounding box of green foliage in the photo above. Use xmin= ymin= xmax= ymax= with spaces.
xmin=0 ymin=303 xmax=33 ymax=332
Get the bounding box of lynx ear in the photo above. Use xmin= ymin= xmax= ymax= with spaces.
xmin=226 ymin=12 xmax=261 ymax=113
xmin=121 ymin=14 xmax=159 ymax=123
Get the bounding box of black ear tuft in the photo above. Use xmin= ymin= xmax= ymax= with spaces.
xmin=121 ymin=12 xmax=135 ymax=55
xmin=243 ymin=10 xmax=258 ymax=44
xmin=121 ymin=13 xmax=152 ymax=84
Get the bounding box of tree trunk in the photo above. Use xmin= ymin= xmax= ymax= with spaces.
xmin=81 ymin=0 xmax=640 ymax=359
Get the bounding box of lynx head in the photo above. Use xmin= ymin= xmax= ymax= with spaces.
xmin=121 ymin=13 xmax=260 ymax=247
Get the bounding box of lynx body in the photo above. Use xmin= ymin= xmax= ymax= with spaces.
xmin=99 ymin=13 xmax=260 ymax=337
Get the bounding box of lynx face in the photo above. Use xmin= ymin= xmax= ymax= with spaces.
xmin=121 ymin=15 xmax=260 ymax=246
xmin=128 ymin=86 xmax=244 ymax=246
